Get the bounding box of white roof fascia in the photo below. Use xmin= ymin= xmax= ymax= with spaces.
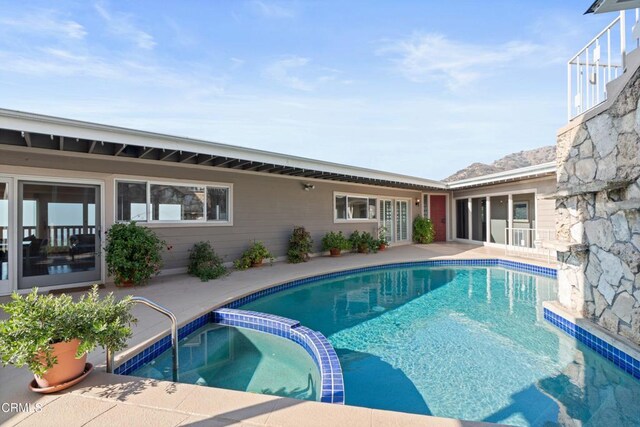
xmin=0 ymin=108 xmax=447 ymax=190
xmin=446 ymin=162 xmax=557 ymax=189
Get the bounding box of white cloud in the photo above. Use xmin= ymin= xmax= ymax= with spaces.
xmin=249 ymin=1 xmax=295 ymax=18
xmin=378 ymin=33 xmax=541 ymax=89
xmin=264 ymin=56 xmax=339 ymax=91
xmin=0 ymin=10 xmax=86 ymax=40
xmin=94 ymin=2 xmax=156 ymax=50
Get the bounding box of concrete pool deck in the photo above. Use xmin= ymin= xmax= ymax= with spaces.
xmin=0 ymin=243 xmax=553 ymax=426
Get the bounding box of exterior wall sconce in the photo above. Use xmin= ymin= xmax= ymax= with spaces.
xmin=415 ymin=198 xmax=420 ymax=206
xmin=303 ymin=183 xmax=316 ymax=191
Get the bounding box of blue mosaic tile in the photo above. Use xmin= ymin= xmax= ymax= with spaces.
xmin=544 ymin=308 xmax=640 ymax=380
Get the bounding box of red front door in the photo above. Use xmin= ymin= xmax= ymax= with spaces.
xmin=430 ymin=195 xmax=447 ymax=242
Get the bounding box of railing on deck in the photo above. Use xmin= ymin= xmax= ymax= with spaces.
xmin=568 ymin=9 xmax=640 ymax=120
xmin=504 ymin=228 xmax=554 ymax=263
xmin=22 ymin=225 xmax=96 ymax=247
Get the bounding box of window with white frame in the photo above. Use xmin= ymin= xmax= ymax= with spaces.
xmin=335 ymin=194 xmax=377 ymax=221
xmin=116 ymin=180 xmax=231 ymax=223
xmin=513 ymin=201 xmax=529 ymax=222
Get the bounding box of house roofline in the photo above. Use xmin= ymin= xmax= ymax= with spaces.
xmin=446 ymin=162 xmax=557 ymax=190
xmin=0 ymin=108 xmax=447 ymax=190
xmin=0 ymin=108 xmax=558 ymax=191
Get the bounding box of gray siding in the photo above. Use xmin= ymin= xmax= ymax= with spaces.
xmin=0 ymin=148 xmax=443 ymax=271
xmin=451 ymin=176 xmax=557 ymax=239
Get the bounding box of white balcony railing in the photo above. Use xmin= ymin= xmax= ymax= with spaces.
xmin=504 ymin=228 xmax=554 ymax=263
xmin=568 ymin=9 xmax=640 ymax=120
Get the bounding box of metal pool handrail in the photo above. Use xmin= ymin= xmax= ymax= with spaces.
xmin=105 ymin=296 xmax=179 ymax=382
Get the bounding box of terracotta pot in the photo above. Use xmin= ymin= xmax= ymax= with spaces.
xmin=358 ymin=244 xmax=369 ymax=254
xmin=379 ymin=244 xmax=387 ymax=251
xmin=251 ymin=259 xmax=264 ymax=268
xmin=115 ymin=275 xmax=135 ymax=287
xmin=117 ymin=279 xmax=135 ymax=288
xmin=329 ymin=248 xmax=341 ymax=257
xmin=35 ymin=339 xmax=87 ymax=389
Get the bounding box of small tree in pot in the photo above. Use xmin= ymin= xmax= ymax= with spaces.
xmin=104 ymin=222 xmax=168 ymax=286
xmin=287 ymin=226 xmax=313 ymax=263
xmin=413 ymin=216 xmax=435 ymax=244
xmin=0 ymin=286 xmax=135 ymax=391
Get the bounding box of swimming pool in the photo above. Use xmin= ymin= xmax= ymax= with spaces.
xmin=241 ymin=265 xmax=640 ymax=427
xmin=132 ymin=323 xmax=321 ymax=401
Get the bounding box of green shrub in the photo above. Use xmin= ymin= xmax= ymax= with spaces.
xmin=321 ymin=231 xmax=350 ymax=252
xmin=349 ymin=231 xmax=379 ymax=254
xmin=413 ymin=216 xmax=435 ymax=244
xmin=104 ymin=222 xmax=168 ymax=286
xmin=234 ymin=241 xmax=274 ymax=270
xmin=188 ymin=241 xmax=227 ymax=281
xmin=0 ymin=286 xmax=136 ymax=376
xmin=287 ymin=226 xmax=313 ymax=263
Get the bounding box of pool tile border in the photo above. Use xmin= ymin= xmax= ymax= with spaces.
xmin=115 ymin=258 xmax=556 ymax=400
xmin=544 ymin=308 xmax=640 ymax=380
xmin=213 ymin=308 xmax=344 ymax=404
xmin=224 ymin=258 xmax=556 ymax=309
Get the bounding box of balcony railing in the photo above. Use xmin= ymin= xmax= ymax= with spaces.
xmin=504 ymin=228 xmax=554 ymax=263
xmin=568 ymin=9 xmax=640 ymax=120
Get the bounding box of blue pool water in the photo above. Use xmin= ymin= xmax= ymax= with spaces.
xmin=242 ymin=266 xmax=640 ymax=426
xmin=132 ymin=324 xmax=320 ymax=401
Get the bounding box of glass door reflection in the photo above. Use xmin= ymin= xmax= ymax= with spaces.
xmin=0 ymin=182 xmax=9 ymax=284
xmin=19 ymin=182 xmax=101 ymax=289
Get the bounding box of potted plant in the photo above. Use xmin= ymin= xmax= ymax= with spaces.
xmin=378 ymin=226 xmax=389 ymax=251
xmin=350 ymin=231 xmax=379 ymax=254
xmin=0 ymin=286 xmax=135 ymax=392
xmin=234 ymin=241 xmax=274 ymax=270
xmin=287 ymin=226 xmax=313 ymax=263
xmin=321 ymin=231 xmax=350 ymax=257
xmin=104 ymin=222 xmax=168 ymax=287
xmin=188 ymin=241 xmax=227 ymax=281
xmin=413 ymin=215 xmax=435 ymax=244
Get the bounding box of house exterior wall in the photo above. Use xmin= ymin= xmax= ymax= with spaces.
xmin=0 ymin=147 xmax=440 ymax=280
xmin=556 ymin=66 xmax=640 ymax=345
xmin=450 ymin=176 xmax=557 ymax=239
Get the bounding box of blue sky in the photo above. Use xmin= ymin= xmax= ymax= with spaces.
xmin=0 ymin=1 xmax=614 ymax=179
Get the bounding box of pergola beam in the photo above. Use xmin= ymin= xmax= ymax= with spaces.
xmin=114 ymin=144 xmax=127 ymax=156
xmin=159 ymin=150 xmax=177 ymax=161
xmin=179 ymin=152 xmax=198 ymax=162
xmin=139 ymin=147 xmax=154 ymax=159
xmin=88 ymin=140 xmax=97 ymax=153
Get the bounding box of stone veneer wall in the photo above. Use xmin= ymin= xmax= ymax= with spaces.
xmin=556 ymin=66 xmax=640 ymax=346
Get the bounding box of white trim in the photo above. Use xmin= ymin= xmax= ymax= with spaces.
xmin=0 ymin=108 xmax=447 ymax=190
xmin=333 ymin=191 xmax=379 ymax=223
xmin=0 ymin=172 xmax=106 ymax=295
xmin=453 ymin=188 xmax=538 ymax=247
xmin=512 ymin=200 xmax=530 ymax=222
xmin=113 ymin=177 xmax=233 ymax=226
xmin=0 ymin=177 xmax=12 ymax=294
xmin=447 ymin=162 xmax=556 ymax=189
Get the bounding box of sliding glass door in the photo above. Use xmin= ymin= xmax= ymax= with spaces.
xmin=0 ymin=180 xmax=9 ymax=292
xmin=18 ymin=182 xmax=101 ymax=289
xmin=395 ymin=200 xmax=409 ymax=242
xmin=379 ymin=199 xmax=394 ymax=243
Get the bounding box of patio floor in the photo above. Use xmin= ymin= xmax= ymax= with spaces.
xmin=0 ymin=243 xmax=555 ymax=426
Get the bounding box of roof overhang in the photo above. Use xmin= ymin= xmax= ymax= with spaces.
xmin=585 ymin=0 xmax=640 ymax=14
xmin=446 ymin=162 xmax=557 ymax=190
xmin=0 ymin=108 xmax=447 ymax=192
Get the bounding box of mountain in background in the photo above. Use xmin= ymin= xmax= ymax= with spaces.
xmin=443 ymin=146 xmax=556 ymax=182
